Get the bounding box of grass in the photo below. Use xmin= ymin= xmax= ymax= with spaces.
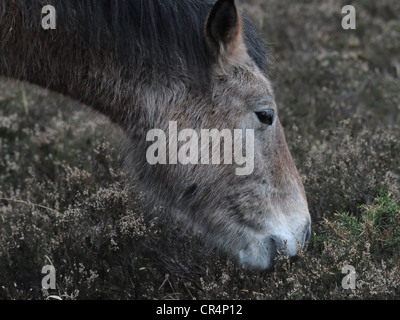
xmin=0 ymin=0 xmax=400 ymax=299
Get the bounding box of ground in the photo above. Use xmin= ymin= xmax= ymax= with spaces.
xmin=0 ymin=0 xmax=399 ymax=299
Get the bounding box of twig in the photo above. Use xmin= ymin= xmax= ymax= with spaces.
xmin=382 ymin=209 xmax=400 ymax=242
xmin=324 ymin=218 xmax=349 ymax=243
xmin=0 ymin=197 xmax=62 ymax=216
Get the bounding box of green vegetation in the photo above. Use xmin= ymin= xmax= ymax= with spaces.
xmin=323 ymin=191 xmax=400 ymax=261
xmin=1 ymin=0 xmax=399 ymax=299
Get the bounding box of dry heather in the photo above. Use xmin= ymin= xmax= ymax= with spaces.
xmin=0 ymin=0 xmax=400 ymax=299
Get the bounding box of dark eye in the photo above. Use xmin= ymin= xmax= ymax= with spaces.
xmin=255 ymin=109 xmax=275 ymax=125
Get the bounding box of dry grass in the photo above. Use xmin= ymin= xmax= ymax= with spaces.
xmin=1 ymin=0 xmax=400 ymax=299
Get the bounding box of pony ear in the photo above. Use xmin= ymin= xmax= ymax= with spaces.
xmin=205 ymin=0 xmax=243 ymax=59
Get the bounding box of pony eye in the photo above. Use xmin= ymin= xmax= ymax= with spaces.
xmin=255 ymin=109 xmax=275 ymax=125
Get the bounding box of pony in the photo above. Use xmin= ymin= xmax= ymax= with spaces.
xmin=0 ymin=0 xmax=311 ymax=270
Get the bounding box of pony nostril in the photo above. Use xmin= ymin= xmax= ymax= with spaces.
xmin=303 ymin=224 xmax=311 ymax=246
xmin=270 ymin=236 xmax=283 ymax=253
xmin=270 ymin=236 xmax=276 ymax=251
xmin=268 ymin=236 xmax=279 ymax=261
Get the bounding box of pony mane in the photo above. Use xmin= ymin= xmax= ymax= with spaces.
xmin=7 ymin=0 xmax=268 ymax=83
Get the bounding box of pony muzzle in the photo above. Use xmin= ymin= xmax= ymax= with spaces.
xmin=238 ymin=221 xmax=311 ymax=270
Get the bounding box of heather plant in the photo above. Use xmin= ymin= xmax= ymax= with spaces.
xmin=297 ymin=121 xmax=400 ymax=219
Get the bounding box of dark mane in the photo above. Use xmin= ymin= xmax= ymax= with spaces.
xmin=7 ymin=0 xmax=268 ymax=82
